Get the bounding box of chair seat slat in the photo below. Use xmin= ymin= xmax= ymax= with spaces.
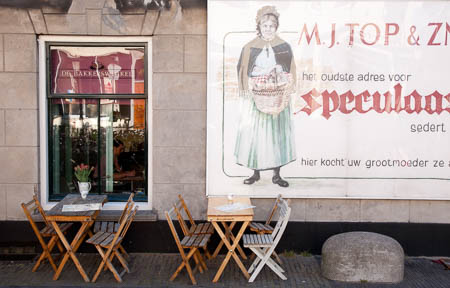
xmin=243 ymin=234 xmax=273 ymax=247
xmin=107 ymin=222 xmax=115 ymax=233
xmin=192 ymin=225 xmax=203 ymax=234
xmin=193 ymin=235 xmax=203 ymax=247
xmin=93 ymin=222 xmax=101 ymax=233
xmin=86 ymin=231 xmax=110 ymax=245
xmin=100 ymin=221 xmax=108 ymax=232
xmin=100 ymin=233 xmax=118 ymax=248
xmin=187 ymin=235 xmax=198 ymax=247
xmin=190 ymin=222 xmax=214 ymax=235
xmin=180 ymin=235 xmax=190 ymax=246
xmin=199 ymin=234 xmax=210 ymax=247
xmin=40 ymin=222 xmax=73 ymax=236
xmin=249 ymin=222 xmax=274 ymax=234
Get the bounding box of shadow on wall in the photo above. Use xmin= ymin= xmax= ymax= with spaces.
xmin=0 ymin=0 xmax=72 ymax=11
xmin=0 ymin=0 xmax=206 ymax=12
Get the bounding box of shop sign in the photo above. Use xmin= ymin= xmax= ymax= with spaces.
xmin=207 ymin=0 xmax=450 ymax=199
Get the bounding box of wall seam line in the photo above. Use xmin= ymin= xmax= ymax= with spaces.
xmin=2 ymin=35 xmax=4 ymax=72
xmin=26 ymin=9 xmax=38 ymax=35
xmin=1 ymin=110 xmax=4 ymax=146
xmin=41 ymin=8 xmax=49 ymax=34
xmin=139 ymin=11 xmax=146 ymax=35
xmin=182 ymin=35 xmax=185 ymax=72
xmin=151 ymin=10 xmax=161 ymax=36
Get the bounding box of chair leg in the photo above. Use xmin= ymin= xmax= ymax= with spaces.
xmin=56 ymin=239 xmax=64 ymax=253
xmin=170 ymin=248 xmax=198 ymax=285
xmin=249 ymin=247 xmax=286 ymax=282
xmin=114 ymin=249 xmax=130 ymax=273
xmin=33 ymin=236 xmax=58 ymax=272
xmin=185 ymin=253 xmax=197 ymax=285
xmin=92 ymin=245 xmax=122 ymax=283
xmin=192 ymin=251 xmax=204 ymax=273
xmin=248 ymin=251 xmax=263 ymax=274
xmin=248 ymin=247 xmax=269 ymax=282
xmin=266 ymin=256 xmax=285 ymax=274
xmin=202 ymin=246 xmax=212 ymax=260
xmin=119 ymin=244 xmax=129 ymax=259
xmin=196 ymin=250 xmax=207 ymax=271
xmin=272 ymin=250 xmax=283 ymax=265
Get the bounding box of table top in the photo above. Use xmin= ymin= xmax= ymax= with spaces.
xmin=207 ymin=197 xmax=254 ymax=222
xmin=46 ymin=194 xmax=107 ymax=221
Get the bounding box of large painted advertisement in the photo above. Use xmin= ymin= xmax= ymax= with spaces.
xmin=207 ymin=0 xmax=450 ymax=199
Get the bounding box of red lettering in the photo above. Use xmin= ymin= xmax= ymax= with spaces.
xmin=373 ymin=91 xmax=393 ymax=113
xmin=299 ymin=88 xmax=322 ymax=115
xmin=393 ymin=83 xmax=403 ymax=112
xmin=345 ymin=23 xmax=359 ymax=46
xmin=445 ymin=93 xmax=450 ymax=113
xmin=322 ymin=90 xmax=339 ymax=119
xmin=428 ymin=23 xmax=442 ymax=46
xmin=446 ymin=22 xmax=450 ymax=45
xmin=295 ymin=84 xmax=449 ymax=119
xmin=298 ymin=24 xmax=321 ymax=45
xmin=360 ymin=23 xmax=380 ymax=45
xmin=339 ymin=91 xmax=355 ymax=114
xmin=385 ymin=23 xmax=399 ymax=45
xmin=355 ymin=90 xmax=373 ymax=113
xmin=425 ymin=91 xmax=443 ymax=114
xmin=403 ymin=90 xmax=423 ymax=114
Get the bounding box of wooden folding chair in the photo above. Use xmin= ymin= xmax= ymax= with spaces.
xmin=166 ymin=206 xmax=210 ymax=285
xmin=93 ymin=193 xmax=134 ymax=258
xmin=86 ymin=202 xmax=138 ymax=283
xmin=21 ymin=195 xmax=73 ymax=272
xmin=174 ymin=194 xmax=214 ymax=259
xmin=243 ymin=198 xmax=291 ymax=282
xmin=248 ymin=194 xmax=283 ymax=264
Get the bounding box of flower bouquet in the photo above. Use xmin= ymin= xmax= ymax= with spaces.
xmin=74 ymin=164 xmax=94 ymax=199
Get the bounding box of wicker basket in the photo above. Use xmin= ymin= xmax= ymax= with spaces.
xmin=250 ymin=75 xmax=293 ymax=115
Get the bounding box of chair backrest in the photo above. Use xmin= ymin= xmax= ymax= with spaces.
xmin=118 ymin=201 xmax=138 ymax=239
xmin=174 ymin=194 xmax=195 ymax=236
xmin=165 ymin=206 xmax=186 ymax=256
xmin=21 ymin=196 xmax=49 ymax=247
xmin=105 ymin=202 xmax=138 ymax=250
xmin=269 ymin=198 xmax=291 ymax=248
xmin=118 ymin=193 xmax=135 ymax=224
xmin=265 ymin=194 xmax=283 ymax=225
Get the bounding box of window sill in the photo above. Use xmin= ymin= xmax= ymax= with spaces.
xmin=32 ymin=209 xmax=157 ymax=222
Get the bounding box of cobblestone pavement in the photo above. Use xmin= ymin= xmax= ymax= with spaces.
xmin=0 ymin=254 xmax=449 ymax=287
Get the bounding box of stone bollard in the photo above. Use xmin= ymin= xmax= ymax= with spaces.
xmin=321 ymin=231 xmax=404 ymax=283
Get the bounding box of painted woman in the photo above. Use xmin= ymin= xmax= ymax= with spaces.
xmin=234 ymin=6 xmax=296 ymax=187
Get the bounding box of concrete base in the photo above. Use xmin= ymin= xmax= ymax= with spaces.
xmin=321 ymin=231 xmax=404 ymax=283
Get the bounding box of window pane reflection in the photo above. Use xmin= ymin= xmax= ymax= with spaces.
xmin=50 ymin=46 xmax=145 ymax=95
xmin=49 ymin=99 xmax=99 ymax=196
xmin=49 ymin=98 xmax=146 ymax=201
xmin=99 ymin=99 xmax=146 ymax=199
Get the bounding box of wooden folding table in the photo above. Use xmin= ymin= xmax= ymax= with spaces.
xmin=46 ymin=194 xmax=107 ymax=282
xmin=207 ymin=197 xmax=254 ymax=282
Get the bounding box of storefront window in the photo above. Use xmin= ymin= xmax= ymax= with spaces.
xmin=47 ymin=45 xmax=147 ymax=202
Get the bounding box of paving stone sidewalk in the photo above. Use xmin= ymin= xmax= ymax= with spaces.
xmin=0 ymin=253 xmax=449 ymax=288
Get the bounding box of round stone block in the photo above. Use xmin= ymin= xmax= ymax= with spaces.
xmin=321 ymin=231 xmax=404 ymax=283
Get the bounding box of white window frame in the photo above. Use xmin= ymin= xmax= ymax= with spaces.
xmin=38 ymin=35 xmax=153 ymax=210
